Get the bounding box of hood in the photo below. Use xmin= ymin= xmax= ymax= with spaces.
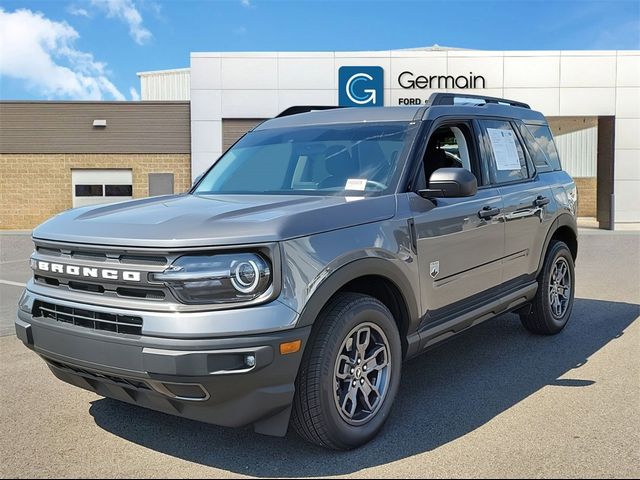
xmin=33 ymin=194 xmax=396 ymax=248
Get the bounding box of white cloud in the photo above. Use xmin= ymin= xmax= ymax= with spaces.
xmin=0 ymin=8 xmax=125 ymax=100
xmin=67 ymin=5 xmax=91 ymax=17
xmin=129 ymin=86 xmax=140 ymax=101
xmin=240 ymin=0 xmax=252 ymax=7
xmin=90 ymin=0 xmax=151 ymax=45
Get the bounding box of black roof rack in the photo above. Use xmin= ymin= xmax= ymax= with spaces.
xmin=276 ymin=105 xmax=343 ymax=118
xmin=426 ymin=92 xmax=531 ymax=109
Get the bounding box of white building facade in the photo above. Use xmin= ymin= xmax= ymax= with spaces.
xmin=140 ymin=47 xmax=640 ymax=228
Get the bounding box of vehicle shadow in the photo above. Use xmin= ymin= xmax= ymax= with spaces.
xmin=89 ymin=297 xmax=639 ymax=477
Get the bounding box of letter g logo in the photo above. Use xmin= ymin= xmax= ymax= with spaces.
xmin=339 ymin=66 xmax=384 ymax=107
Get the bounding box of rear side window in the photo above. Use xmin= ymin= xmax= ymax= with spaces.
xmin=522 ymin=123 xmax=562 ymax=171
xmin=479 ymin=120 xmax=530 ymax=184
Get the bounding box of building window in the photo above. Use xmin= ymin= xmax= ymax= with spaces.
xmin=105 ymin=185 xmax=133 ymax=197
xmin=75 ymin=185 xmax=104 ymax=197
xmin=72 ymin=169 xmax=133 ymax=207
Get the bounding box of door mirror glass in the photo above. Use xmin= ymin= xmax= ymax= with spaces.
xmin=418 ymin=167 xmax=477 ymax=198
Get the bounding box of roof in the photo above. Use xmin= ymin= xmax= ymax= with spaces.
xmin=136 ymin=67 xmax=190 ymax=77
xmin=396 ymin=44 xmax=472 ymax=51
xmin=256 ymin=106 xmax=423 ymax=130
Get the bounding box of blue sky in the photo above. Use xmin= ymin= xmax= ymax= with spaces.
xmin=1 ymin=0 xmax=639 ymax=100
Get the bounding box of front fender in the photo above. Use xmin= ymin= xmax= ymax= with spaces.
xmin=294 ymin=256 xmax=420 ymax=330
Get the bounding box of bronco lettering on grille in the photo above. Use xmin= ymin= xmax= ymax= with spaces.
xmin=32 ymin=260 xmax=141 ymax=282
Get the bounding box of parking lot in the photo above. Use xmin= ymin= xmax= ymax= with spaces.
xmin=0 ymin=230 xmax=638 ymax=478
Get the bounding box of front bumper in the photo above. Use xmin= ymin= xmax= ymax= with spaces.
xmin=16 ymin=291 xmax=311 ymax=436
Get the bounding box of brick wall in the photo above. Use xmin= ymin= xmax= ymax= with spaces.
xmin=0 ymin=154 xmax=191 ymax=230
xmin=574 ymin=177 xmax=597 ymax=218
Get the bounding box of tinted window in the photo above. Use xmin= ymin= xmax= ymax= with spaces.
xmin=415 ymin=123 xmax=483 ymax=190
xmin=524 ymin=124 xmax=561 ymax=171
xmin=517 ymin=123 xmax=553 ymax=172
xmin=480 ymin=120 xmax=530 ymax=184
xmin=75 ymin=185 xmax=103 ymax=197
xmin=105 ymin=185 xmax=133 ymax=196
xmin=194 ymin=122 xmax=417 ymax=196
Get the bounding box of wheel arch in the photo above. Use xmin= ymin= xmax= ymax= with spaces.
xmin=537 ymin=213 xmax=578 ymax=276
xmin=295 ymin=258 xmax=419 ymax=359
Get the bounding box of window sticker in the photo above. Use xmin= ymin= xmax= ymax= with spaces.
xmin=487 ymin=128 xmax=521 ymax=170
xmin=345 ymin=178 xmax=367 ymax=191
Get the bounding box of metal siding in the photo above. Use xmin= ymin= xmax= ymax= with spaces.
xmin=554 ymin=126 xmax=598 ymax=177
xmin=139 ymin=69 xmax=190 ymax=101
xmin=222 ymin=119 xmax=266 ymax=150
xmin=548 ymin=117 xmax=598 ymax=178
xmin=0 ymin=102 xmax=191 ymax=154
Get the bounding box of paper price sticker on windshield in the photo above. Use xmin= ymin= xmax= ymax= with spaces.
xmin=487 ymin=128 xmax=521 ymax=171
xmin=345 ymin=178 xmax=367 ymax=191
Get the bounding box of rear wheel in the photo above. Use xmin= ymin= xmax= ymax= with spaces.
xmin=291 ymin=292 xmax=401 ymax=450
xmin=521 ymin=240 xmax=575 ymax=335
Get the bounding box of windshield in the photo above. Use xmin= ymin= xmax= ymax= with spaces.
xmin=193 ymin=122 xmax=417 ymax=196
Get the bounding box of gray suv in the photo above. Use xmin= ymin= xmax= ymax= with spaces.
xmin=16 ymin=93 xmax=578 ymax=450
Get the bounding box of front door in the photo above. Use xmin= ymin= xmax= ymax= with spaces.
xmin=410 ymin=120 xmax=505 ymax=327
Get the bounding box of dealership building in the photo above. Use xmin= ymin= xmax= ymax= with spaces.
xmin=1 ymin=46 xmax=638 ymax=230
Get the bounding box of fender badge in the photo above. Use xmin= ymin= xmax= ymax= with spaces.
xmin=430 ymin=261 xmax=440 ymax=279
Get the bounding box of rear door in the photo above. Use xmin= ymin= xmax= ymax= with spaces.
xmin=477 ymin=119 xmax=555 ymax=283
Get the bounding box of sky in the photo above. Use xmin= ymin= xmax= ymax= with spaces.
xmin=0 ymin=0 xmax=639 ymax=101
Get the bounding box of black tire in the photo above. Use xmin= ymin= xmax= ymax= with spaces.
xmin=291 ymin=292 xmax=402 ymax=450
xmin=521 ymin=240 xmax=575 ymax=335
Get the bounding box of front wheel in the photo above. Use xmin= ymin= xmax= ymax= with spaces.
xmin=291 ymin=293 xmax=402 ymax=450
xmin=521 ymin=240 xmax=575 ymax=335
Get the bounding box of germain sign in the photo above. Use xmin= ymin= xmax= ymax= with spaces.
xmin=338 ymin=66 xmax=384 ymax=107
xmin=339 ymin=66 xmax=487 ymax=107
xmin=396 ymin=70 xmax=486 ymax=105
xmin=397 ymin=71 xmax=486 ymax=89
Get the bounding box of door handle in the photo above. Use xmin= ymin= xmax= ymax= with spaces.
xmin=478 ymin=206 xmax=501 ymax=219
xmin=534 ymin=195 xmax=550 ymax=207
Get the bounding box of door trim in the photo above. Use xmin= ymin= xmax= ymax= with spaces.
xmin=418 ymin=273 xmax=536 ymax=332
xmin=417 ymin=280 xmax=537 ymax=353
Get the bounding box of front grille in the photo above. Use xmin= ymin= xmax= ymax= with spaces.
xmin=31 ymin=241 xmax=173 ymax=303
xmin=36 ymin=246 xmax=168 ymax=266
xmin=33 ymin=300 xmax=143 ymax=335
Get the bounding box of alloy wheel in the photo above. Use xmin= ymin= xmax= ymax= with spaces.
xmin=548 ymin=257 xmax=571 ymax=318
xmin=333 ymin=322 xmax=392 ymax=426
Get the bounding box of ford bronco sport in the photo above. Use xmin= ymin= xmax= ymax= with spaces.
xmin=16 ymin=93 xmax=577 ymax=450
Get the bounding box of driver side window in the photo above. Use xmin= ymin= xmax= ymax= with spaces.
xmin=415 ymin=122 xmax=479 ymax=190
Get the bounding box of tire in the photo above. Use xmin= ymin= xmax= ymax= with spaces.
xmin=521 ymin=240 xmax=575 ymax=335
xmin=291 ymin=292 xmax=402 ymax=450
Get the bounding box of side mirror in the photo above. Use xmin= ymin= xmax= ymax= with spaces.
xmin=192 ymin=173 xmax=204 ymax=188
xmin=418 ymin=167 xmax=477 ymax=199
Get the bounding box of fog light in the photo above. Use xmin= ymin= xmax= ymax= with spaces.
xmin=245 ymin=354 xmax=256 ymax=368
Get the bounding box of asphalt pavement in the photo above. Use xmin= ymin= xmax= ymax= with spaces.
xmin=0 ymin=230 xmax=638 ymax=478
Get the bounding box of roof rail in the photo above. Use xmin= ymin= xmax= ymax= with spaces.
xmin=426 ymin=92 xmax=530 ymax=109
xmin=276 ymin=105 xmax=343 ymax=118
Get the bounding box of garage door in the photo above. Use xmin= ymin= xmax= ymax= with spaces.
xmin=72 ymin=169 xmax=133 ymax=208
xmin=222 ymin=119 xmax=266 ymax=150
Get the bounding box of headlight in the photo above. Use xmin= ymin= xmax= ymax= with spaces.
xmin=152 ymin=253 xmax=271 ymax=304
